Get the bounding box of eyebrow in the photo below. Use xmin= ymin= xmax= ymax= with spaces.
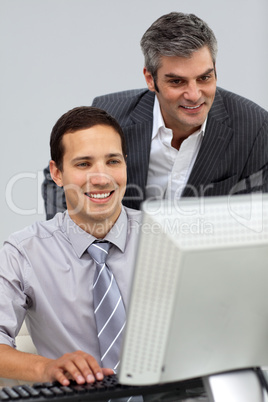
xmin=164 ymin=68 xmax=215 ymax=80
xmin=72 ymin=153 xmax=124 ymax=163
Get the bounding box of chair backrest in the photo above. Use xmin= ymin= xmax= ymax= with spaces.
xmin=15 ymin=321 xmax=37 ymax=354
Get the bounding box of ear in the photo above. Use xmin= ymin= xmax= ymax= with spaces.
xmin=143 ymin=67 xmax=156 ymax=92
xmin=49 ymin=160 xmax=63 ymax=187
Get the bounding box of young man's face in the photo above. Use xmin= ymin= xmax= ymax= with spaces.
xmin=144 ymin=46 xmax=217 ymax=138
xmin=50 ymin=124 xmax=127 ymax=235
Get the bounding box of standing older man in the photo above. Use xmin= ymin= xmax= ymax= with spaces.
xmin=42 ymin=12 xmax=268 ymax=219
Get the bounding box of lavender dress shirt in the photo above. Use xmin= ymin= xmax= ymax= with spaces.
xmin=0 ymin=206 xmax=141 ymax=364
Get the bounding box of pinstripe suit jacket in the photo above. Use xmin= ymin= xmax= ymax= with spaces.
xmin=42 ymin=87 xmax=268 ymax=218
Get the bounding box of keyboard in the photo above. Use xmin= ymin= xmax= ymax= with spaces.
xmin=0 ymin=374 xmax=204 ymax=401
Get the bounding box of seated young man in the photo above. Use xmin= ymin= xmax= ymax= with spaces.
xmin=0 ymin=106 xmax=141 ymax=386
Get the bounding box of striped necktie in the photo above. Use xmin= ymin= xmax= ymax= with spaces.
xmin=88 ymin=241 xmax=126 ymax=371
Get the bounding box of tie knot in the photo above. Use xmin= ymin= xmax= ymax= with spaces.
xmin=87 ymin=241 xmax=110 ymax=265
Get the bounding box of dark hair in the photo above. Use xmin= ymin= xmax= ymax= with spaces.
xmin=140 ymin=12 xmax=218 ymax=81
xmin=50 ymin=106 xmax=127 ymax=170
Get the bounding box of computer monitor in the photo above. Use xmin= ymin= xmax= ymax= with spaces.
xmin=118 ymin=194 xmax=268 ymax=386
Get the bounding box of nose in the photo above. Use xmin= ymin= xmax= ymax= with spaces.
xmin=89 ymin=164 xmax=112 ymax=187
xmin=183 ymin=81 xmax=201 ymax=103
xmin=90 ymin=174 xmax=110 ymax=187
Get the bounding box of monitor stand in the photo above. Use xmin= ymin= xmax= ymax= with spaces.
xmin=203 ymin=368 xmax=268 ymax=402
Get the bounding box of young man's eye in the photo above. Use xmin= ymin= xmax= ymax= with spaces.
xmin=108 ymin=159 xmax=121 ymax=165
xmin=77 ymin=162 xmax=90 ymax=167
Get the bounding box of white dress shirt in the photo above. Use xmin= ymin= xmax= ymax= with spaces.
xmin=145 ymin=97 xmax=207 ymax=202
xmin=0 ymin=207 xmax=141 ymax=364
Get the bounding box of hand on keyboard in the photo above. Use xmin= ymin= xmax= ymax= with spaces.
xmin=41 ymin=350 xmax=114 ymax=386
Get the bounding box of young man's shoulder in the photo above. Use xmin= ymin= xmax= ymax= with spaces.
xmin=5 ymin=212 xmax=66 ymax=249
xmin=124 ymin=206 xmax=142 ymax=223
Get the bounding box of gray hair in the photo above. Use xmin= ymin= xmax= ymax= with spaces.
xmin=140 ymin=12 xmax=218 ymax=79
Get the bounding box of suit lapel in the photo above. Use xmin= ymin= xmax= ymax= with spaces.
xmin=183 ymin=89 xmax=234 ymax=196
xmin=129 ymin=90 xmax=155 ymax=125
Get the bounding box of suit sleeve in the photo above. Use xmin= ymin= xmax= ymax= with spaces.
xmin=242 ymin=118 xmax=268 ymax=193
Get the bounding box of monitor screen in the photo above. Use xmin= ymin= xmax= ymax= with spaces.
xmin=119 ymin=194 xmax=268 ymax=386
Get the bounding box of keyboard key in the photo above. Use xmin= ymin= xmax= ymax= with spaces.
xmin=50 ymin=387 xmax=64 ymax=396
xmin=59 ymin=385 xmax=74 ymax=395
xmin=40 ymin=388 xmax=54 ymax=397
xmin=0 ymin=390 xmax=10 ymax=401
xmin=72 ymin=385 xmax=87 ymax=394
xmin=12 ymin=386 xmax=30 ymax=398
xmin=2 ymin=388 xmax=19 ymax=400
xmin=20 ymin=385 xmax=40 ymax=397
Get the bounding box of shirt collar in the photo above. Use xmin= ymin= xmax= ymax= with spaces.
xmin=152 ymin=95 xmax=207 ymax=139
xmin=62 ymin=207 xmax=128 ymax=258
xmin=152 ymin=96 xmax=165 ymax=139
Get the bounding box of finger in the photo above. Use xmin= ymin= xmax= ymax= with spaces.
xmin=53 ymin=369 xmax=71 ymax=386
xmin=102 ymin=368 xmax=115 ymax=376
xmin=60 ymin=359 xmax=88 ymax=384
xmin=83 ymin=355 xmax=104 ymax=382
xmin=64 ymin=354 xmax=103 ymax=384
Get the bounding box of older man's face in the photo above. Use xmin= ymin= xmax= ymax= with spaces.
xmin=144 ymin=46 xmax=217 ymax=139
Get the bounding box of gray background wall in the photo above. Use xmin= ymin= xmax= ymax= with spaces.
xmin=0 ymin=0 xmax=267 ymax=246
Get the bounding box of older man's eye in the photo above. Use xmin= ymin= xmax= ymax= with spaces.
xmin=199 ymin=75 xmax=211 ymax=82
xmin=169 ymin=79 xmax=183 ymax=85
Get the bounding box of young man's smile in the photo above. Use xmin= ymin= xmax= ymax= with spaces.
xmin=85 ymin=190 xmax=115 ymax=201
